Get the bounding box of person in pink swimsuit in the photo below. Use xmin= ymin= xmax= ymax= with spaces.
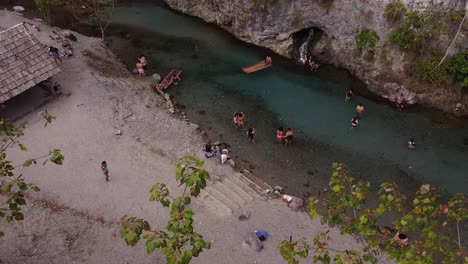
xmin=276 ymin=127 xmax=284 ymax=143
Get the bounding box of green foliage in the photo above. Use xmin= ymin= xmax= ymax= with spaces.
xmin=447 ymin=51 xmax=468 ymax=87
xmin=34 ymin=0 xmax=61 ymax=24
xmin=445 ymin=10 xmax=464 ymax=23
xmin=385 ymin=1 xmax=406 ymax=22
xmin=412 ymin=53 xmax=448 ymax=85
xmin=356 ymin=29 xmax=379 ymax=60
xmin=0 ymin=114 xmax=64 ymax=236
xmin=279 ymin=163 xmax=467 ymax=264
xmin=388 ymin=11 xmax=427 ymax=51
xmin=121 ymin=156 xmax=211 ymax=264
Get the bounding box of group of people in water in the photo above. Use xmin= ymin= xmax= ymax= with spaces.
xmin=345 ymin=88 xmax=415 ymax=149
xmin=233 ymin=112 xmax=294 ymax=145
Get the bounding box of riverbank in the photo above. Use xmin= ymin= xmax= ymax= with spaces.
xmin=0 ymin=10 xmax=384 ymax=264
xmin=104 ymin=4 xmax=468 ymax=198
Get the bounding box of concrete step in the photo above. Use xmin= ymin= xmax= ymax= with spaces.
xmin=212 ymin=180 xmax=249 ymax=207
xmin=197 ymin=189 xmax=232 ymax=217
xmin=221 ymin=176 xmax=255 ymax=202
xmin=233 ymin=172 xmax=270 ymax=194
xmin=225 ymin=173 xmax=259 ymax=199
xmin=204 ymin=185 xmax=240 ymax=211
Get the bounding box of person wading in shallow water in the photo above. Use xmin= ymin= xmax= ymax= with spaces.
xmin=285 ymin=128 xmax=294 ymax=145
xmin=356 ymin=103 xmax=365 ymax=117
xmin=138 ymin=55 xmax=147 ymax=71
xmin=101 ymin=161 xmax=110 ymax=182
xmin=247 ymin=128 xmax=255 ymax=143
xmin=345 ymin=89 xmax=354 ymax=102
xmin=351 ymin=116 xmax=359 ymax=128
xmin=395 ymin=93 xmax=406 ymax=111
xmin=276 ymin=127 xmax=284 ymax=144
xmin=408 ymin=138 xmax=416 ymax=149
xmin=237 ymin=112 xmax=245 ymax=128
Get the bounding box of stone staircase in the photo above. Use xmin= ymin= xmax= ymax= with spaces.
xmin=198 ymin=172 xmax=271 ymax=217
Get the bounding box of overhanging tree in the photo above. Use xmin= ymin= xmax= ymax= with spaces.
xmin=280 ymin=163 xmax=467 ymax=264
xmin=121 ymin=156 xmax=211 ymax=264
xmin=0 ymin=111 xmax=64 ymax=236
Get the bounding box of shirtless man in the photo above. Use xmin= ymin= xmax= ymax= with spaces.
xmin=356 ymin=103 xmax=365 ymax=117
xmin=285 ymin=128 xmax=294 ymax=145
xmin=395 ymin=94 xmax=405 ymax=111
xmin=265 ymin=56 xmax=272 ymax=64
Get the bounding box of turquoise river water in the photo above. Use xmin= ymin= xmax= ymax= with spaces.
xmin=107 ymin=3 xmax=468 ymax=196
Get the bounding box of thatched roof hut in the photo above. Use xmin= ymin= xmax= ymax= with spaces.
xmin=0 ymin=23 xmax=60 ymax=103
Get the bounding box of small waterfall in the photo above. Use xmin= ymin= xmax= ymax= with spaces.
xmin=298 ymin=29 xmax=314 ymax=64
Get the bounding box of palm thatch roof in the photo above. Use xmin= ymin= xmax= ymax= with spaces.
xmin=0 ymin=23 xmax=61 ymax=103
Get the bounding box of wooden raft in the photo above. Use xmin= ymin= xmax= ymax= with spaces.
xmin=158 ymin=69 xmax=182 ymax=90
xmin=242 ymin=61 xmax=271 ymax=74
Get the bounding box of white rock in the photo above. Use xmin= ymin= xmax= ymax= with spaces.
xmin=13 ymin=6 xmax=25 ymax=12
xmin=114 ymin=130 xmax=122 ymax=135
xmin=152 ymin=73 xmax=161 ymax=82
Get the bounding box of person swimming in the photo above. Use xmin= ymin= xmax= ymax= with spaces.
xmin=345 ymin=89 xmax=354 ymax=102
xmin=247 ymin=128 xmax=255 ymax=143
xmin=356 ymin=103 xmax=365 ymax=116
xmin=351 ymin=116 xmax=359 ymax=128
xmin=285 ymin=128 xmax=294 ymax=145
xmin=408 ymin=138 xmax=416 ymax=149
xmin=276 ymin=127 xmax=284 ymax=143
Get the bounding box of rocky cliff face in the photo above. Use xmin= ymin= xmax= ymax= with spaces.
xmin=164 ymin=0 xmax=468 ymax=115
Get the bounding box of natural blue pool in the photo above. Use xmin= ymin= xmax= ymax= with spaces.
xmin=109 ymin=4 xmax=468 ymax=195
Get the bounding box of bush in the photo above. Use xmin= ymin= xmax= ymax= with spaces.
xmin=385 ymin=0 xmax=406 ymax=22
xmin=411 ymin=54 xmax=448 ymax=85
xmin=389 ymin=11 xmax=427 ymax=51
xmin=447 ymin=51 xmax=468 ymax=87
xmin=356 ymin=29 xmax=379 ymax=60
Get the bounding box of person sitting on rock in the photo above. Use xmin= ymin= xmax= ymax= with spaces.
xmin=136 ymin=61 xmax=145 ymax=76
xmin=204 ymin=143 xmax=216 ymax=158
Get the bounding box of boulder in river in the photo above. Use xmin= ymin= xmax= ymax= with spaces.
xmin=13 ymin=6 xmax=25 ymax=12
xmin=152 ymin=73 xmax=161 ymax=83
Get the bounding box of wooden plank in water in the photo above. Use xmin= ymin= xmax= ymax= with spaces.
xmin=158 ymin=69 xmax=182 ymax=90
xmin=242 ymin=61 xmax=271 ymax=74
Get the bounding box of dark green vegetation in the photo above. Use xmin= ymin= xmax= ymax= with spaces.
xmin=447 ymin=51 xmax=468 ymax=87
xmin=280 ymin=163 xmax=468 ymax=264
xmin=121 ymin=156 xmax=210 ymax=264
xmin=355 ymin=29 xmax=379 ymax=60
xmin=0 ymin=113 xmax=64 ymax=237
xmin=385 ymin=0 xmax=406 ymax=22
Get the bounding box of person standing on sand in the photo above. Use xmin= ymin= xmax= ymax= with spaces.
xmin=138 ymin=55 xmax=147 ymax=71
xmin=247 ymin=128 xmax=255 ymax=143
xmin=136 ymin=61 xmax=145 ymax=77
xmin=285 ymin=128 xmax=294 ymax=145
xmin=356 ymin=103 xmax=365 ymax=117
xmin=48 ymin=46 xmax=62 ymax=64
xmin=276 ymin=127 xmax=284 ymax=143
xmin=101 ymin=161 xmax=109 ymax=181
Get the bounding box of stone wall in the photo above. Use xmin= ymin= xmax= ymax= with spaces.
xmin=164 ymin=0 xmax=468 ymax=115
